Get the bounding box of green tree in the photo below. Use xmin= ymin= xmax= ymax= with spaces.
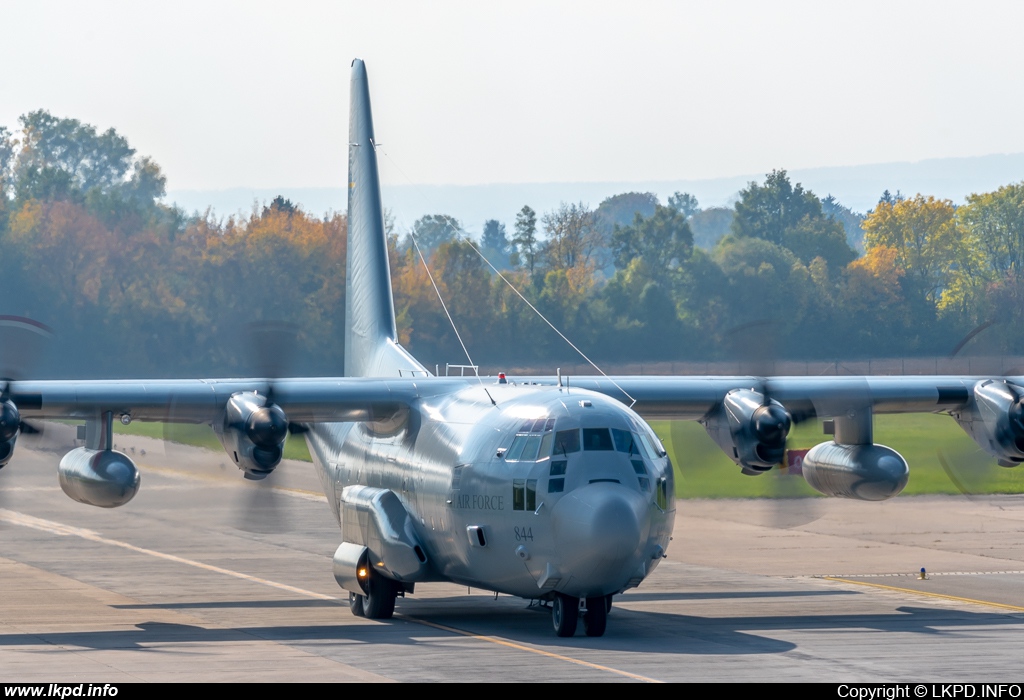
xmin=14 ymin=110 xmax=135 ymax=200
xmin=595 ymin=192 xmax=658 ymax=231
xmin=512 ymin=205 xmax=538 ymax=274
xmin=732 ymin=170 xmax=855 ymax=269
xmin=610 ymin=204 xmax=693 ymax=282
xmin=689 ymin=206 xmax=733 ymax=249
xmin=959 ymin=183 xmax=1024 ymax=280
xmin=404 ymin=213 xmax=461 ymax=253
xmin=733 ymin=170 xmax=819 ymax=245
xmin=667 ymin=191 xmax=700 ymax=218
xmin=0 ymin=126 xmax=14 ymax=229
xmin=821 ymin=194 xmax=866 ymax=252
xmin=480 ymin=219 xmax=512 ymax=269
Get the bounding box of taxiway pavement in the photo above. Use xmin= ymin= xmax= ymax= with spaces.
xmin=1 ymin=427 xmax=1023 ymax=682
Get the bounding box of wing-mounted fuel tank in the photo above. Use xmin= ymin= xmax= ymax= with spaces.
xmin=801 ymin=443 xmax=909 ymax=501
xmin=703 ymin=388 xmax=791 ymax=473
xmin=953 ymin=380 xmax=1024 ymax=466
xmin=216 ymin=391 xmax=288 ymax=479
xmin=58 ymin=447 xmax=141 ymax=507
xmin=800 ymin=399 xmax=909 ymax=501
xmin=333 ymin=485 xmax=429 ymax=592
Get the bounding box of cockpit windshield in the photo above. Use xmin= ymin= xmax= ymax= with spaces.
xmin=504 ymin=419 xmax=556 ymax=463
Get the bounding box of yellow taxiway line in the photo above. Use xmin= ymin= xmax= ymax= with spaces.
xmin=824 ymin=576 xmax=1024 ymax=613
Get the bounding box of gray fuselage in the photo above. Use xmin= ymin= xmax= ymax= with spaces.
xmin=304 ymin=382 xmax=675 ymax=600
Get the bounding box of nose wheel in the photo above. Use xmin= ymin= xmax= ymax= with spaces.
xmin=551 ymin=593 xmax=578 ymax=637
xmin=551 ymin=594 xmax=611 ymax=637
xmin=582 ymin=596 xmax=608 ymax=637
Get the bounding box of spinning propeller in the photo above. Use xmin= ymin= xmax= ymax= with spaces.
xmin=0 ymin=316 xmax=54 ymax=513
xmin=160 ymin=320 xmax=302 ymax=534
xmin=938 ymin=320 xmax=1024 ymax=499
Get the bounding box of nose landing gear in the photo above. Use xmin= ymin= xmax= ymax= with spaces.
xmin=552 ymin=593 xmax=578 ymax=637
xmin=582 ymin=596 xmax=608 ymax=637
xmin=551 ymin=593 xmax=612 ymax=637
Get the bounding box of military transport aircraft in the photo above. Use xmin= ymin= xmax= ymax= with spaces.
xmin=0 ymin=59 xmax=1021 ymax=638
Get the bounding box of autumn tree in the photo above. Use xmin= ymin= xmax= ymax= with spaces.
xmin=541 ymin=202 xmax=604 ymax=293
xmin=862 ymin=194 xmax=964 ymax=307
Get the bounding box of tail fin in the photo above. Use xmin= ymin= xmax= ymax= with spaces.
xmin=345 ymin=59 xmax=427 ymax=378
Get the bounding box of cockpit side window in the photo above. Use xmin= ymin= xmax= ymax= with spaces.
xmin=539 ymin=431 xmax=554 ymax=459
xmin=553 ymin=429 xmax=580 ymax=455
xmin=611 ymin=429 xmax=640 ymax=455
xmin=636 ymin=433 xmax=658 ymax=460
xmin=582 ymin=428 xmax=613 ymax=451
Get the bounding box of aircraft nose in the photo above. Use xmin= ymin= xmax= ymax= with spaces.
xmin=550 ymin=482 xmax=651 ymax=595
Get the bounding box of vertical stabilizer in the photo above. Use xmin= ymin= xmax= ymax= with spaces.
xmin=345 ymin=60 xmax=426 ymax=378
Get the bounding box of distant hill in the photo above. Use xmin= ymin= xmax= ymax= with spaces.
xmin=167 ymin=152 xmax=1024 ymax=235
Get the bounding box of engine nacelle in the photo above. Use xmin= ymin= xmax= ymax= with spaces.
xmin=0 ymin=398 xmax=21 ymax=467
xmin=801 ymin=441 xmax=908 ymax=501
xmin=216 ymin=391 xmax=289 ymax=479
xmin=58 ymin=447 xmax=141 ymax=508
xmin=704 ymin=389 xmax=792 ymax=472
xmin=954 ymin=380 xmax=1024 ymax=466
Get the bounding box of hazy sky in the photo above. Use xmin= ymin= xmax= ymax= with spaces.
xmin=2 ymin=1 xmax=1023 ymax=192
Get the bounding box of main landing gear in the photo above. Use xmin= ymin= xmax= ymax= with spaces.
xmin=551 ymin=593 xmax=612 ymax=637
xmin=349 ymin=566 xmax=399 ymax=619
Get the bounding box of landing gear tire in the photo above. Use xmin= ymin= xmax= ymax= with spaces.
xmin=605 ymin=594 xmax=613 ymax=614
xmin=349 ymin=591 xmax=366 ymax=617
xmin=583 ymin=596 xmax=608 ymax=637
xmin=363 ymin=568 xmax=399 ymax=619
xmin=552 ymin=593 xmax=579 ymax=637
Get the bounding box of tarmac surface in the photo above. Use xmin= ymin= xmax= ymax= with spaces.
xmin=2 ymin=425 xmax=1023 ymax=682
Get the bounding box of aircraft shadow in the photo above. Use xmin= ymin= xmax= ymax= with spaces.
xmin=3 ymin=602 xmax=1013 ymax=657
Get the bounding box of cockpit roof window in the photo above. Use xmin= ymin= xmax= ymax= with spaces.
xmin=582 ymin=428 xmax=613 ymax=451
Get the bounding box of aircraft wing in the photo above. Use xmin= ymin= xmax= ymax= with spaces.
xmin=9 ymin=376 xmax=470 ymax=424
xmin=530 ymin=375 xmax=983 ymax=420
xmin=516 ymin=373 xmax=1024 ymax=475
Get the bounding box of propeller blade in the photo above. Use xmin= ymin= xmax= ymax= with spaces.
xmin=245 ymin=320 xmax=299 ymax=382
xmin=938 ymin=448 xmax=1008 ymax=501
xmin=233 ymin=471 xmax=292 ymax=534
xmin=0 ymin=316 xmax=53 ymax=381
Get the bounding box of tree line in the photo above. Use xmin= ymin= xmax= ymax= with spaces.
xmin=1 ymin=111 xmax=1022 ymax=379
